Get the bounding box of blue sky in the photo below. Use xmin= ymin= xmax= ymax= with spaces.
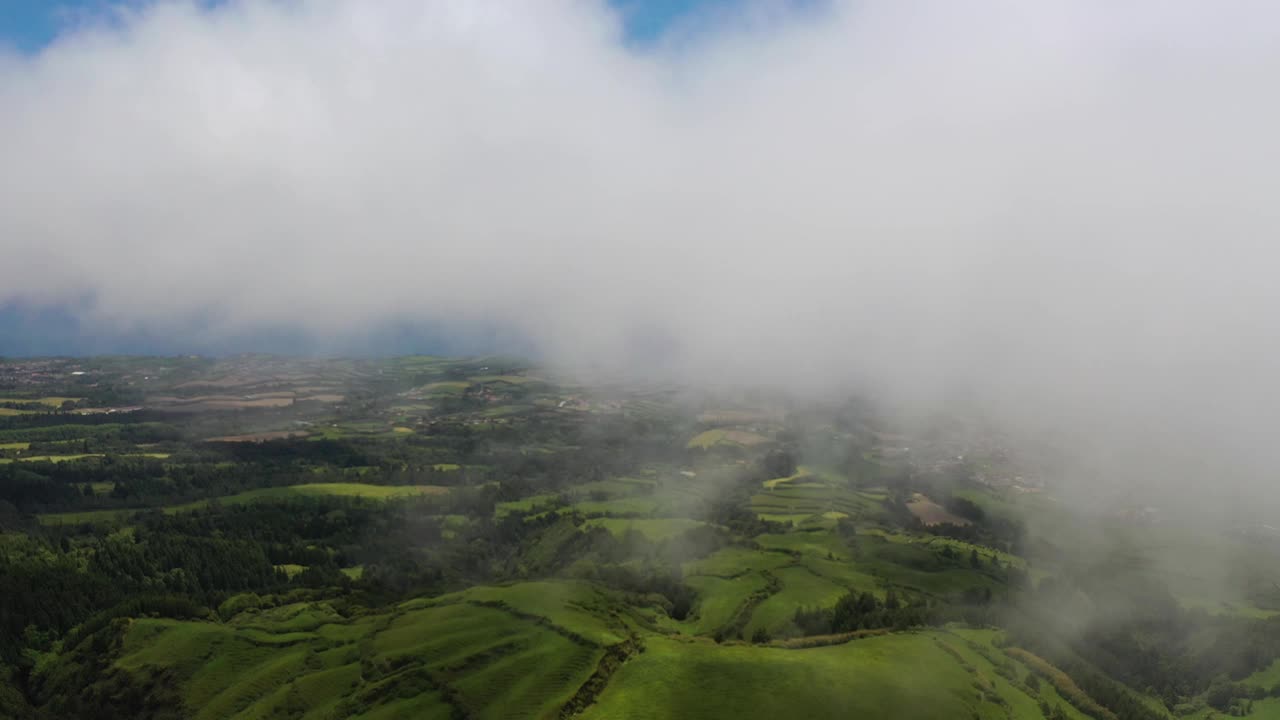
xmin=0 ymin=0 xmax=740 ymax=53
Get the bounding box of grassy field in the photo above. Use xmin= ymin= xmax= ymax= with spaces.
xmin=581 ymin=632 xmax=1038 ymax=720
xmin=582 ymin=517 xmax=708 ymax=542
xmin=0 ymin=396 xmax=80 ymax=406
xmin=570 ymin=497 xmax=661 ymax=516
xmin=684 ymin=546 xmax=793 ymax=578
xmin=684 ymin=573 xmax=771 ymax=635
xmin=756 ymin=529 xmax=855 ymax=561
xmin=0 ymin=453 xmax=98 ymax=463
xmin=567 ymin=478 xmax=657 ymax=499
xmin=1244 ymin=658 xmax=1280 ymax=690
xmin=418 ymin=381 xmax=469 ymax=396
xmin=856 ymin=535 xmax=1004 ymax=596
xmin=679 ymin=544 xmax=884 ymax=638
xmin=68 ymin=579 xmax=1101 ymax=720
xmin=494 ymin=494 xmax=562 ymax=517
xmin=750 ymin=482 xmax=887 ymax=525
xmin=686 ymin=428 xmax=771 ymax=450
xmin=0 ymin=452 xmax=169 ymax=464
xmin=860 ymin=528 xmax=1026 ymax=569
xmin=744 ymin=566 xmax=849 ymax=638
xmin=273 ymin=564 xmax=306 ymax=579
xmin=38 ymin=483 xmax=450 ymax=525
xmin=92 ymin=581 xmax=623 ymax=720
xmin=418 ymin=581 xmax=627 ymax=645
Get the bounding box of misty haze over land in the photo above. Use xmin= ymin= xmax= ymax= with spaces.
xmin=3 ymin=0 xmax=1280 ymax=504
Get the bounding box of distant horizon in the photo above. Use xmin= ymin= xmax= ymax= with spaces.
xmin=0 ymin=306 xmax=526 ymax=358
xmin=0 ymin=0 xmax=789 ymax=358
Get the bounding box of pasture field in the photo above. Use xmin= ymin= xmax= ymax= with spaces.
xmin=84 ymin=582 xmax=620 ymax=720
xmin=68 ymin=592 xmax=1102 ymax=720
xmin=683 ymin=573 xmax=772 ymax=635
xmin=797 ymin=554 xmax=886 ymax=597
xmin=1 ymin=453 xmax=93 ymax=464
xmin=860 ymin=528 xmax=1027 ymax=569
xmin=755 ymin=529 xmax=855 ymax=561
xmin=37 ymin=483 xmax=449 ymax=525
xmin=419 ymin=581 xmax=627 ymax=645
xmin=494 ymin=494 xmax=562 ymax=517
xmin=582 ymin=517 xmax=708 ymax=542
xmin=687 ymin=429 xmax=728 ymax=449
xmin=567 ymin=477 xmax=657 ymax=499
xmin=0 ymin=452 xmax=169 ymax=465
xmin=683 ymin=545 xmax=793 ymax=577
xmin=0 ymin=396 xmax=80 ymax=406
xmin=580 ymin=632 xmax=1041 ymax=720
xmin=1243 ymin=658 xmax=1280 ymax=690
xmin=570 ymin=496 xmax=661 ymax=516
xmin=856 ymin=536 xmax=1005 ymax=596
xmin=469 ymin=374 xmax=539 ymax=385
xmin=744 ymin=565 xmax=849 ymax=638
xmin=417 ymin=381 xmax=469 ymax=396
xmin=273 ymin=564 xmax=306 ymax=578
xmin=480 ymin=404 xmax=535 ymax=418
xmin=1230 ymin=699 xmax=1280 ymax=720
xmin=750 ymin=483 xmax=887 ymax=524
xmin=686 ymin=428 xmax=771 ymax=450
xmin=206 ymin=430 xmax=310 ymax=442
xmin=0 ymin=454 xmax=101 ymax=464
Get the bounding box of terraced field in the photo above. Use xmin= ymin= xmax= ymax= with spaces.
xmin=750 ymin=481 xmax=887 ymax=525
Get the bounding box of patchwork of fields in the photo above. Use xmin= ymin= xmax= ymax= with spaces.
xmin=94 ymin=582 xmax=1099 ymax=720
xmin=6 ymin=354 xmax=1274 ymax=720
xmin=113 ymin=592 xmax=604 ymax=720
